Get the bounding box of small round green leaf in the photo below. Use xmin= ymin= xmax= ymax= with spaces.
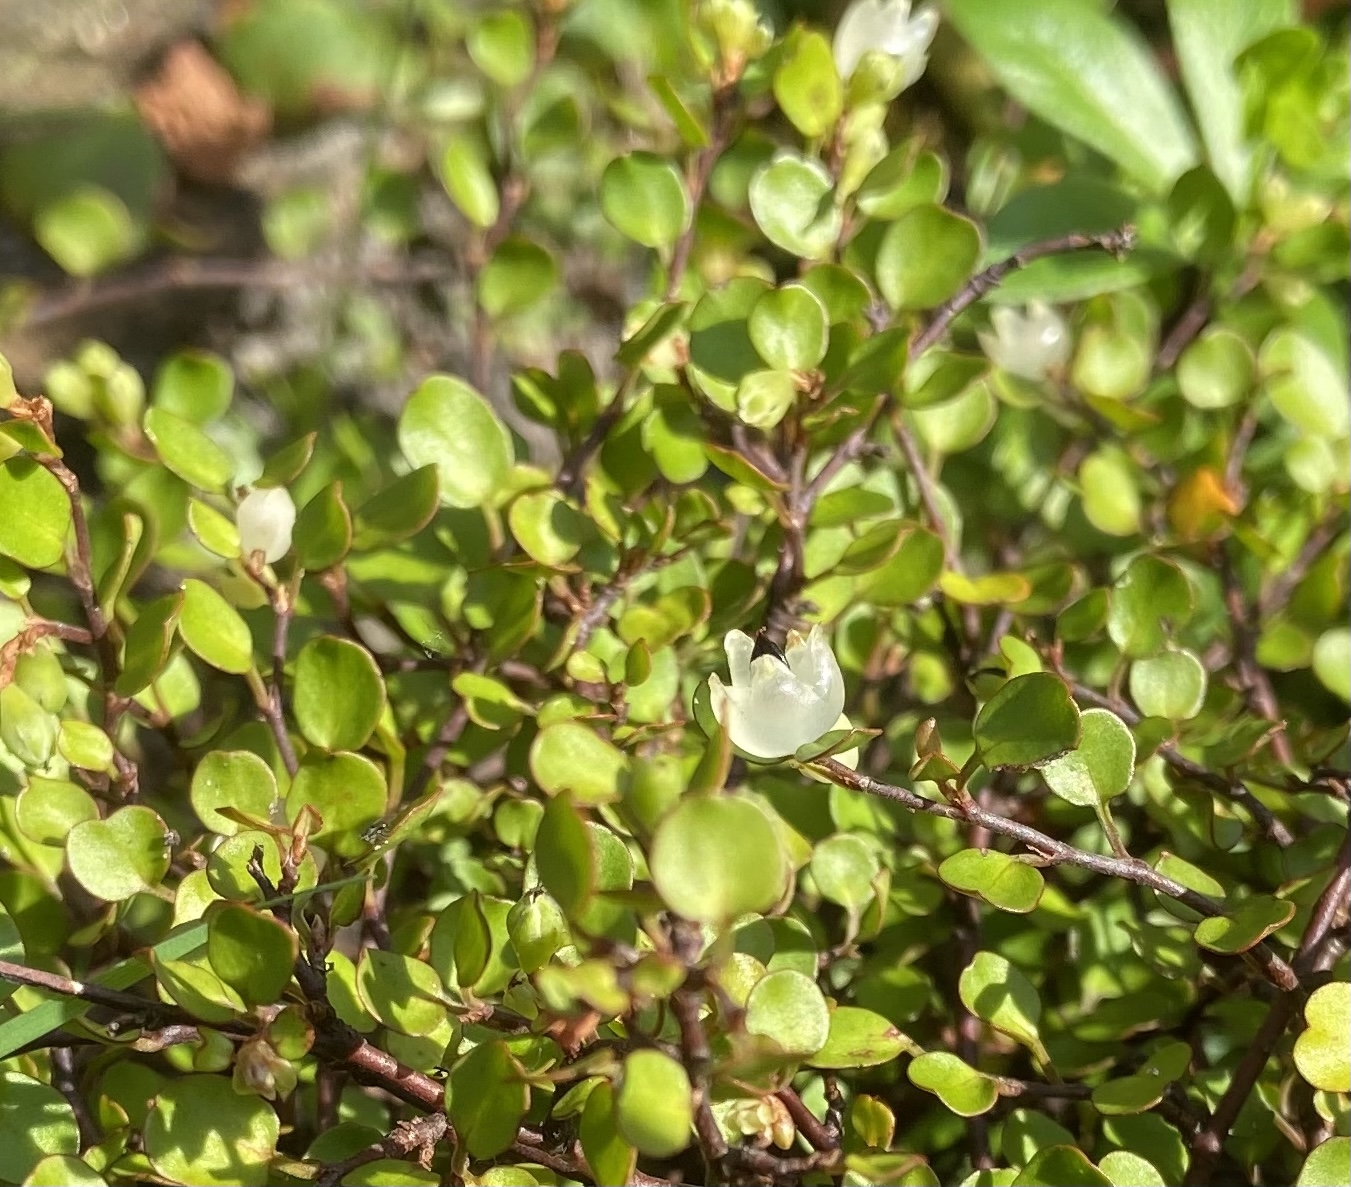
xmin=466 ymin=9 xmax=534 ymax=87
xmin=1091 ymin=1075 xmax=1165 ymax=1116
xmin=144 ymin=1074 xmax=279 ymax=1187
xmin=509 ymin=489 xmax=585 ymax=567
xmin=615 ymin=1049 xmax=692 ymax=1158
xmin=1297 ymin=1137 xmax=1350 ymax=1187
xmin=907 ymin=1052 xmax=998 ymax=1117
xmin=478 ymin=236 xmax=558 ymax=317
xmin=1313 ymin=627 xmax=1351 ymax=702
xmin=529 ymin=721 xmax=629 ymax=804
xmin=1260 ymin=328 xmax=1350 ymax=438
xmin=398 ymin=376 xmax=513 ymax=509
xmin=649 ymin=796 xmax=788 ymax=923
xmin=1107 ymin=555 xmax=1193 ymax=657
xmin=206 ymin=902 xmax=298 ymax=1008
xmin=1099 ymin=1151 xmax=1166 ymax=1187
xmin=579 ymin=1080 xmax=637 ymax=1187
xmin=959 ymin=951 xmax=1045 ymax=1061
xmin=938 ymin=849 xmax=1045 ymax=914
xmin=1177 ymin=327 xmax=1253 ymax=409
xmin=0 ymin=1072 xmax=78 ymax=1182
xmin=285 ymin=753 xmax=387 ymax=857
xmin=749 ymin=153 xmax=843 ymax=260
xmin=600 ymin=152 xmax=689 ymax=249
xmin=1194 ymin=895 xmax=1295 ymax=954
xmin=190 ymin=750 xmax=278 ymax=836
xmin=1080 ymin=448 xmax=1142 ymax=536
xmin=293 ymin=481 xmax=352 ymax=571
xmin=1128 ymin=649 xmax=1207 ymax=720
xmin=447 ymin=1039 xmax=528 ymax=1158
xmin=876 ymin=205 xmax=982 ymax=311
xmin=34 ymin=185 xmax=141 ymax=277
xmin=152 ymin=349 xmax=233 ymax=423
xmin=749 ymin=284 xmax=829 ymax=371
xmin=811 ymin=1006 xmax=911 ymax=1069
xmin=534 ymin=793 xmax=594 ymax=916
xmin=440 ymin=135 xmax=499 ymax=229
xmin=1293 ymin=982 xmax=1349 ymax=1094
xmin=0 ymin=458 xmax=71 ymax=570
xmin=115 ymin=592 xmax=183 ymax=695
xmin=745 ymin=969 xmax=830 ymax=1057
xmin=0 ymin=684 xmax=56 ymax=767
xmin=179 ymin=579 xmax=254 ymax=674
xmin=735 ymin=369 xmax=798 ymax=430
xmin=188 ymin=498 xmax=241 ymax=558
xmin=23 ymin=1154 xmax=108 ymax=1186
xmin=143 ymin=408 xmax=234 ymax=490
xmin=353 ymin=465 xmax=439 ymax=548
xmin=15 ymin=778 xmax=98 ymax=845
xmin=773 ymin=29 xmax=842 ymax=138
xmin=356 ymin=949 xmax=447 ymax=1037
xmin=1013 ymin=1146 xmax=1112 ymax=1187
xmin=66 ymin=805 xmax=170 ymax=902
xmin=1039 ymin=707 xmax=1136 ymax=807
xmin=811 ymin=834 xmax=880 ymax=911
xmin=294 ymin=636 xmax=386 ymax=751
xmin=973 ymin=672 xmax=1080 ymax=769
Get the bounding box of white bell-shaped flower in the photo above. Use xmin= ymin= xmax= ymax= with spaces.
xmin=833 ymin=0 xmax=939 ymax=89
xmin=709 ymin=627 xmax=846 ymax=760
xmin=977 ymin=302 xmax=1072 ymax=380
xmin=236 ymin=486 xmax=296 ymax=565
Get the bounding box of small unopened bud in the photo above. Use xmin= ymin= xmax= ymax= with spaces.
xmin=915 ymin=717 xmax=941 ymax=758
xmin=233 ymin=1036 xmax=297 ymax=1101
xmin=236 ymin=486 xmax=296 ymax=565
xmin=698 ymin=0 xmax=773 ymax=82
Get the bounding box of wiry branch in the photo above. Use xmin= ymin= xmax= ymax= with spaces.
xmin=1065 ymin=678 xmax=1293 ymax=847
xmin=1184 ymin=848 xmax=1350 ymax=1186
xmin=912 ymin=225 xmax=1137 ymax=355
xmin=811 ymin=758 xmax=1299 ymax=993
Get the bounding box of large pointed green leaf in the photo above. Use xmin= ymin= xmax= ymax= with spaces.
xmin=946 ymin=0 xmax=1197 ymax=192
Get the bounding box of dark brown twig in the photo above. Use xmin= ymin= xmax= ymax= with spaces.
xmin=811 ymin=758 xmax=1299 ymax=993
xmin=1219 ymin=544 xmax=1294 ymax=768
xmin=912 ymin=226 xmax=1137 ymax=356
xmin=1184 ymin=850 xmax=1350 ymax=1186
xmin=555 ymin=87 xmax=738 ymax=498
xmin=406 ymin=702 xmax=469 ymax=802
xmin=1260 ymin=516 xmax=1344 ymax=618
xmin=894 ymin=416 xmax=952 ymax=564
xmin=1156 ymin=292 xmax=1212 ymax=373
xmin=1066 ymin=680 xmax=1293 ymax=847
xmin=35 ymin=449 xmax=139 ymax=798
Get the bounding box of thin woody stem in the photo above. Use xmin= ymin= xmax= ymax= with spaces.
xmin=811 ymin=757 xmax=1299 ymax=993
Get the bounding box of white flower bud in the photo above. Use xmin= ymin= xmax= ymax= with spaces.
xmin=977 ymin=302 xmax=1072 ymax=381
xmin=709 ymin=627 xmax=846 ymax=760
xmin=833 ymin=0 xmax=939 ymax=92
xmin=236 ymin=486 xmax=296 ymax=565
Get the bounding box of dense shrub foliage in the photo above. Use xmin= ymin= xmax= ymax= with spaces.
xmin=0 ymin=1 xmax=1347 ymax=1185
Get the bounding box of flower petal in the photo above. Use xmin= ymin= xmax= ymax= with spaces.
xmin=724 ymin=629 xmax=755 ymax=688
